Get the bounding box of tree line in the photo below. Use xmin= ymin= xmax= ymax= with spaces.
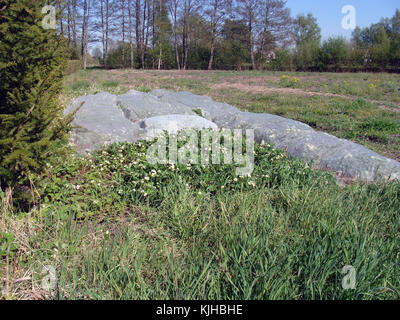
xmin=59 ymin=0 xmax=400 ymax=72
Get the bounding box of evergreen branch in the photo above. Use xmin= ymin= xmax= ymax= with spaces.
xmin=14 ymin=62 xmax=65 ymax=136
xmin=48 ymin=101 xmax=85 ymax=142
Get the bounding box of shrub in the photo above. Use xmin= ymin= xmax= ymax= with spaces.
xmin=0 ymin=0 xmax=74 ymax=204
xmin=105 ymin=43 xmax=139 ymax=69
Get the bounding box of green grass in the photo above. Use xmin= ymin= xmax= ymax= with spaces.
xmin=68 ymin=80 xmax=91 ymax=91
xmin=100 ymin=80 xmax=120 ymax=89
xmin=2 ymin=137 xmax=400 ymax=299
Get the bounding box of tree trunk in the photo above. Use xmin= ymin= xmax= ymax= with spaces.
xmin=172 ymin=0 xmax=180 ymax=69
xmin=182 ymin=1 xmax=187 ymax=69
xmin=157 ymin=0 xmax=162 ymax=70
xmin=128 ymin=0 xmax=134 ymax=68
xmin=72 ymin=0 xmax=77 ymax=54
xmin=58 ymin=1 xmax=64 ymax=36
xmin=81 ymin=0 xmax=88 ymax=70
xmin=122 ymin=0 xmax=126 ymax=68
xmin=101 ymin=0 xmax=106 ymax=67
xmin=208 ymin=0 xmax=218 ymax=70
xmin=67 ymin=0 xmax=72 ymax=46
xmin=144 ymin=0 xmax=150 ymax=68
xmin=105 ymin=0 xmax=109 ymax=69
xmin=249 ymin=17 xmax=256 ymax=70
xmin=135 ymin=0 xmax=142 ymax=68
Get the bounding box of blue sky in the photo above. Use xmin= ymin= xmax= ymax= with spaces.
xmin=286 ymin=0 xmax=399 ymax=40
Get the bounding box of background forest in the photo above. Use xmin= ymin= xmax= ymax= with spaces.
xmin=60 ymin=0 xmax=400 ymax=72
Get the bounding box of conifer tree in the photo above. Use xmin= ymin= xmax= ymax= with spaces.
xmin=0 ymin=0 xmax=73 ymax=201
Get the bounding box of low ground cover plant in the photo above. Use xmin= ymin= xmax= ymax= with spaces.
xmin=2 ymin=134 xmax=399 ymax=299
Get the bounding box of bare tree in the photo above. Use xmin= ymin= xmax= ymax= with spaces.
xmin=68 ymin=0 xmax=78 ymax=54
xmin=168 ymin=0 xmax=181 ymax=69
xmin=121 ymin=0 xmax=126 ymax=68
xmin=57 ymin=0 xmax=65 ymax=36
xmin=236 ymin=0 xmax=260 ymax=70
xmin=67 ymin=0 xmax=72 ymax=46
xmin=81 ymin=0 xmax=90 ymax=69
xmin=100 ymin=0 xmax=107 ymax=67
xmin=157 ymin=0 xmax=163 ymax=70
xmin=59 ymin=0 xmax=295 ymax=71
xmin=128 ymin=0 xmax=134 ymax=68
xmin=182 ymin=0 xmax=199 ymax=70
xmin=182 ymin=0 xmax=189 ymax=69
xmin=258 ymin=0 xmax=292 ymax=61
xmin=135 ymin=0 xmax=143 ymax=68
xmin=206 ymin=0 xmax=231 ymax=70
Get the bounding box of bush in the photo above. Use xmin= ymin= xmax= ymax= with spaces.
xmin=320 ymin=37 xmax=348 ymax=70
xmin=105 ymin=43 xmax=139 ymax=69
xmin=266 ymin=49 xmax=294 ymax=71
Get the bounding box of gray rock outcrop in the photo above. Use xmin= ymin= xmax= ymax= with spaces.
xmin=64 ymin=92 xmax=141 ymax=153
xmin=116 ymin=90 xmax=197 ymax=121
xmin=65 ymin=89 xmax=400 ymax=181
xmin=140 ymin=114 xmax=218 ymax=139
